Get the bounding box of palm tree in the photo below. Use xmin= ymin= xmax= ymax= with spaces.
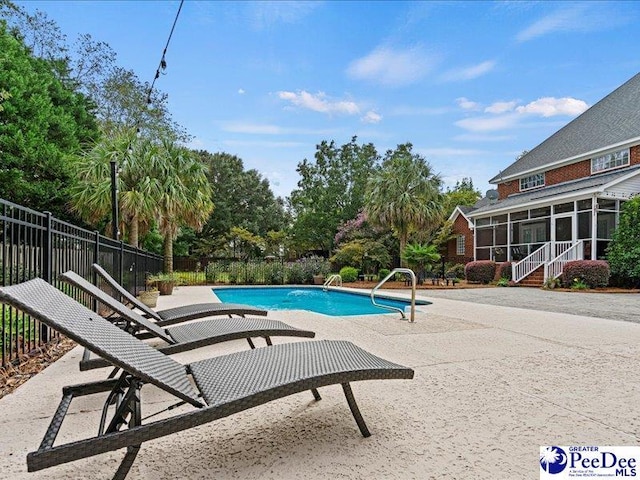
xmin=402 ymin=243 xmax=441 ymax=279
xmin=70 ymin=128 xmax=159 ymax=247
xmin=364 ymin=144 xmax=444 ymax=267
xmin=155 ymin=141 xmax=213 ymax=273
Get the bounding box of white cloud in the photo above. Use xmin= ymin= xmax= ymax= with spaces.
xmin=441 ymin=60 xmax=496 ymax=82
xmin=346 ymin=45 xmax=438 ymax=87
xmin=515 ymin=97 xmax=588 ymax=117
xmin=361 ymin=111 xmax=382 ymax=124
xmin=515 ymin=4 xmax=626 ymax=42
xmin=455 ymin=96 xmax=589 ymax=132
xmin=248 ymin=1 xmax=320 ymax=29
xmin=484 ymin=101 xmax=517 ymax=114
xmin=517 ymin=8 xmax=581 ymax=42
xmin=277 ymin=90 xmax=360 ymax=115
xmin=456 ymin=114 xmax=521 ymax=132
xmin=456 ymin=97 xmax=481 ymax=111
xmin=238 ymin=88 xmax=245 ymax=95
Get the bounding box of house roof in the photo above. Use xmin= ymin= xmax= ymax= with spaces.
xmin=448 ymin=196 xmax=491 ymax=222
xmin=472 ymin=165 xmax=640 ymax=217
xmin=490 ymin=73 xmax=640 ymax=183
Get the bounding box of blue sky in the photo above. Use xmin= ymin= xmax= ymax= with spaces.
xmin=16 ymin=1 xmax=640 ymax=198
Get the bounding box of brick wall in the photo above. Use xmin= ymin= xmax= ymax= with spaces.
xmin=496 ymin=145 xmax=640 ymax=199
xmin=447 ymin=213 xmax=474 ymax=263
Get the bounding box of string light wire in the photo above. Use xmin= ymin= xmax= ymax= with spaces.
xmin=146 ymin=0 xmax=184 ymax=104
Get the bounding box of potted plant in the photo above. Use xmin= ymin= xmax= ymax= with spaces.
xmin=147 ymin=272 xmax=177 ymax=296
xmin=137 ymin=287 xmax=160 ymax=307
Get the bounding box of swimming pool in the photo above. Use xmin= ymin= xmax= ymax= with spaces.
xmin=211 ymin=286 xmax=430 ymax=317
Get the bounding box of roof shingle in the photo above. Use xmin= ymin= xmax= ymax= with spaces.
xmin=490 ymin=73 xmax=640 ymax=183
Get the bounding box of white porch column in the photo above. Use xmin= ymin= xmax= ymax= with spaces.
xmin=591 ymin=194 xmax=598 ymax=259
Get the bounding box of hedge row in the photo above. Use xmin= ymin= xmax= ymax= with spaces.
xmin=464 ymin=260 xmax=496 ymax=284
xmin=561 ymin=260 xmax=610 ymax=288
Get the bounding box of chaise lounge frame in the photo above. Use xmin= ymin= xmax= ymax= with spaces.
xmin=92 ymin=263 xmax=267 ymax=326
xmin=60 ymin=270 xmax=315 ymax=371
xmin=0 ymin=278 xmax=414 ymax=480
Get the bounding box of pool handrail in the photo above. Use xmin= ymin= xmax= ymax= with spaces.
xmin=370 ymin=268 xmax=416 ymax=322
xmin=323 ymin=274 xmax=342 ymax=291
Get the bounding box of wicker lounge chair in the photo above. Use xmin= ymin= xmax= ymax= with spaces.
xmin=0 ymin=278 xmax=414 ymax=479
xmin=93 ymin=263 xmax=267 ymax=326
xmin=60 ymin=271 xmax=314 ymax=370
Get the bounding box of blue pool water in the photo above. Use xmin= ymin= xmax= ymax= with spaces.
xmin=212 ymin=286 xmax=429 ymax=316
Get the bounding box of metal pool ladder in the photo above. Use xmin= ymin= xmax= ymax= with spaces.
xmin=323 ymin=274 xmax=342 ymax=291
xmin=370 ymin=268 xmax=416 ymax=322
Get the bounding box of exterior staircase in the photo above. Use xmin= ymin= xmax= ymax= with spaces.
xmin=512 ymin=240 xmax=584 ymax=286
xmin=518 ymin=266 xmax=545 ymax=287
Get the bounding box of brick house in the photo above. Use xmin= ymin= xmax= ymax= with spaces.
xmin=448 ymin=72 xmax=640 ymax=284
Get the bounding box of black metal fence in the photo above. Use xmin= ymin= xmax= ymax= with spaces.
xmin=1 ymin=198 xmax=163 ymax=368
xmin=173 ymin=256 xmax=330 ymax=285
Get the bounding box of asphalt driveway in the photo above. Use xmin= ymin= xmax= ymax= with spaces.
xmin=413 ymin=287 xmax=639 ymax=323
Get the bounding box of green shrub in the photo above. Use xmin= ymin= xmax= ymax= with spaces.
xmin=378 ymin=268 xmax=391 ymax=280
xmin=464 ymin=260 xmax=496 ymax=284
xmin=339 ymin=266 xmax=359 ymax=283
xmin=264 ymin=263 xmax=285 ymax=284
xmin=297 ymin=256 xmax=330 ymax=283
xmin=285 ymin=262 xmax=306 ymax=284
xmin=496 ymin=277 xmax=510 ymax=287
xmin=497 ymin=261 xmax=512 ymax=281
xmin=606 ymin=196 xmax=640 ymax=287
xmin=561 ymin=260 xmax=610 ymax=288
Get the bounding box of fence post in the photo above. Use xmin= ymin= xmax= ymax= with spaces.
xmin=41 ymin=211 xmax=53 ymax=343
xmin=92 ymin=231 xmax=100 ymax=312
xmin=119 ymin=240 xmax=124 ymax=286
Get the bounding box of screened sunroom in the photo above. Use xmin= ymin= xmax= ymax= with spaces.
xmin=469 ymin=166 xmax=640 ymax=264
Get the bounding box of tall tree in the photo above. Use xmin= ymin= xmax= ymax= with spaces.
xmin=70 ymin=129 xmax=161 ymax=245
xmin=1 ymin=2 xmax=186 ymax=141
xmin=0 ymin=21 xmax=98 ymax=220
xmin=195 ymin=151 xmax=286 ymax=256
xmin=365 ymin=144 xmax=444 ymax=267
xmin=443 ymin=177 xmax=482 ymax=217
xmin=288 ymin=136 xmax=379 ymax=256
xmin=156 ymin=142 xmax=213 ymax=272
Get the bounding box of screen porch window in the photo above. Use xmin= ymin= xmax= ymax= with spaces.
xmin=456 ymin=235 xmax=465 ymax=255
xmin=591 ymin=149 xmax=629 ymax=174
xmin=519 ymin=173 xmax=545 ymax=191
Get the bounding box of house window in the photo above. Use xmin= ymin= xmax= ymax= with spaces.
xmin=519 ymin=173 xmax=545 ymax=191
xmin=456 ymin=235 xmax=465 ymax=255
xmin=591 ymin=149 xmax=629 ymax=174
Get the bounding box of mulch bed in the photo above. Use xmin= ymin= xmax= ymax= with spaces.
xmin=0 ymin=337 xmax=76 ymax=400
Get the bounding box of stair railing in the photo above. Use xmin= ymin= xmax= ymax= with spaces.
xmin=370 ymin=268 xmax=416 ymax=322
xmin=322 ymin=274 xmax=342 ymax=291
xmin=545 ymin=240 xmax=583 ymax=281
xmin=512 ymin=243 xmax=550 ymax=283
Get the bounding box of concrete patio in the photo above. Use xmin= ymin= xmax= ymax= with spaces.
xmin=1 ymin=285 xmax=639 ymax=479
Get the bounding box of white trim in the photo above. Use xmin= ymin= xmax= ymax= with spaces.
xmin=590 ymin=148 xmax=630 ymax=174
xmin=519 ymin=172 xmax=545 ymax=191
xmin=448 ymin=205 xmax=475 ymax=229
xmin=491 ymin=137 xmax=640 ymax=184
xmin=470 ymin=169 xmax=640 ymax=218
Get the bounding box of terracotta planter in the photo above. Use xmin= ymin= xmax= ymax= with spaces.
xmin=157 ymin=281 xmax=175 ymax=296
xmin=313 ymin=275 xmax=325 ymax=285
xmin=138 ymin=290 xmax=159 ymax=307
